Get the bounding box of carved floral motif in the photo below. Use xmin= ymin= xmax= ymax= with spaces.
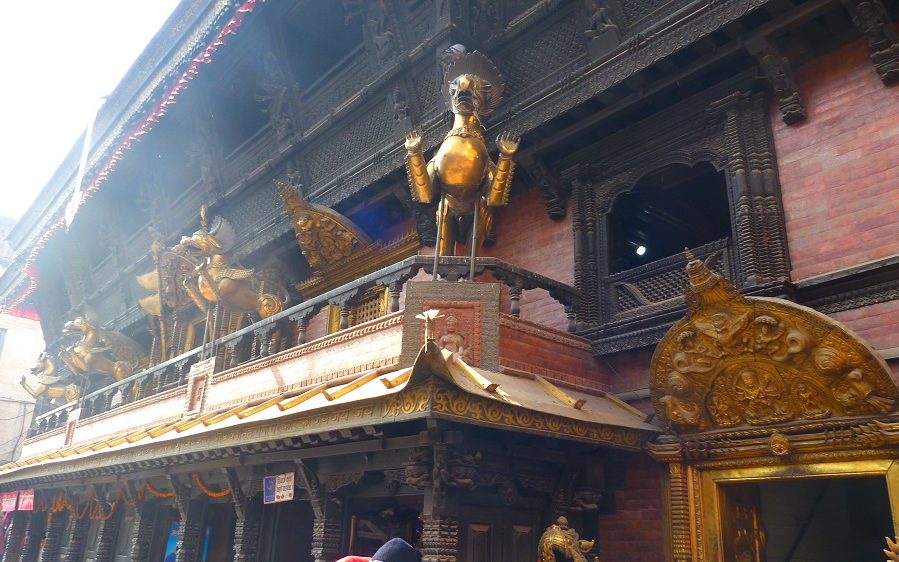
xmin=651 ymin=255 xmax=898 ymax=433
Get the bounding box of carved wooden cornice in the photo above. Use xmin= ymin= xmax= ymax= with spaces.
xmin=649 ymin=416 xmax=899 ymax=468
xmin=796 ymin=254 xmax=899 ymax=315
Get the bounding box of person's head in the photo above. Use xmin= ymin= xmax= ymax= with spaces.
xmin=371 ymin=538 xmax=420 ymax=562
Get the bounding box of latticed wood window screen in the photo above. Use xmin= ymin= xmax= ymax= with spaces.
xmin=327 ymin=286 xmax=390 ymax=333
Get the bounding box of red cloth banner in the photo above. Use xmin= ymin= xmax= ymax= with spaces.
xmin=0 ymin=492 xmax=17 ymax=512
xmin=17 ymin=490 xmax=33 ymax=511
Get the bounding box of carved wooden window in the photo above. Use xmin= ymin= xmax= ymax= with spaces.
xmin=607 ymin=163 xmax=731 ymax=273
xmin=327 ymin=286 xmax=390 ymax=333
xmin=183 ymin=314 xmax=208 ymax=355
xmin=569 ymin=87 xmax=790 ymax=353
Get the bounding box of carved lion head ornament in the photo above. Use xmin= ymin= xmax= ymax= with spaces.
xmin=442 ymin=50 xmax=505 ymax=118
xmin=650 ymin=253 xmax=899 ymax=433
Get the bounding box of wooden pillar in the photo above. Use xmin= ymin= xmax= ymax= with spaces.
xmin=38 ymin=511 xmax=69 ymax=562
xmin=310 ymin=509 xmax=342 ymax=562
xmin=19 ymin=512 xmax=46 ymax=562
xmin=1 ymin=511 xmax=28 ymax=562
xmin=232 ymin=503 xmax=261 ymax=561
xmin=62 ymin=516 xmax=91 ymax=562
xmin=419 ymin=441 xmax=460 ymax=562
xmin=174 ymin=499 xmax=205 ymax=562
xmin=420 ymin=516 xmax=459 ymax=562
xmin=129 ymin=501 xmax=159 ymax=562
xmin=169 ymin=475 xmax=204 ymax=562
xmin=93 ymin=506 xmax=123 ymax=562
xmin=668 ymin=462 xmax=693 ymax=562
xmin=225 ymin=468 xmax=260 ymax=562
xmin=297 ymin=461 xmax=341 ymax=562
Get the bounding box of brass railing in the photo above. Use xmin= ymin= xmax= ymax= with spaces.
xmin=29 ymin=256 xmax=580 ymax=437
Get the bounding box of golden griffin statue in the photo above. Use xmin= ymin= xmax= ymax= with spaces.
xmin=537 ymin=517 xmax=597 ymax=562
xmin=138 ymin=207 xmax=287 ymax=321
xmin=58 ymin=317 xmax=147 ymax=383
xmin=404 ymin=49 xmax=519 ymax=260
xmin=178 ymin=207 xmax=287 ymax=318
xmin=20 ymin=353 xmax=80 ymax=403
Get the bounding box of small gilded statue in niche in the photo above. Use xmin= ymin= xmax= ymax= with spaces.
xmin=404 ymin=50 xmax=519 ymax=258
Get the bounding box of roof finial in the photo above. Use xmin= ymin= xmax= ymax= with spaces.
xmin=416 ymin=309 xmax=443 ymax=341
xmin=684 ymin=247 xmax=697 ymax=263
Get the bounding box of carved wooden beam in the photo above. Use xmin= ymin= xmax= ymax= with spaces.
xmin=520 ymin=154 xmax=570 ymax=220
xmin=296 ymin=460 xmax=342 ymax=562
xmin=843 ymin=0 xmax=899 ymax=85
xmin=750 ymin=41 xmax=807 ymax=125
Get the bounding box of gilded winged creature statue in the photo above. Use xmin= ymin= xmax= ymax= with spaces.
xmin=20 ymin=352 xmax=81 ymax=403
xmin=177 ymin=207 xmax=286 ymax=318
xmin=537 ymin=517 xmax=597 ymax=562
xmin=404 ymin=50 xmax=520 ymax=257
xmin=58 ymin=317 xmax=147 ymax=382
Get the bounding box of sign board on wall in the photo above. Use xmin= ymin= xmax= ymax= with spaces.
xmin=18 ymin=489 xmax=34 ymax=511
xmin=0 ymin=491 xmax=17 ymax=512
xmin=263 ymin=472 xmax=295 ymax=504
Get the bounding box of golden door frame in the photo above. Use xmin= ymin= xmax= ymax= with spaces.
xmin=692 ymin=459 xmax=899 ymax=561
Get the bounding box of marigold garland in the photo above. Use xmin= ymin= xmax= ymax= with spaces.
xmin=51 ymin=492 xmax=72 ymax=513
xmin=142 ymin=481 xmax=175 ymax=499
xmin=193 ymin=473 xmax=232 ymax=499
xmin=90 ymin=500 xmax=117 ymax=522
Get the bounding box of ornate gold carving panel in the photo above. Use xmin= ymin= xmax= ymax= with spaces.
xmin=650 ymin=256 xmax=898 ymax=433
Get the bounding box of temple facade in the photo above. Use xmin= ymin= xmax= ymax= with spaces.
xmin=0 ymin=0 xmax=898 ymax=561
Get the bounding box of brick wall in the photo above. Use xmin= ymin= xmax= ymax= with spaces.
xmin=773 ymin=36 xmax=899 ymax=281
xmin=483 ymin=185 xmax=574 ymax=331
xmin=832 ymin=299 xmax=899 ymax=357
xmin=599 ymin=452 xmax=666 ymax=562
xmin=499 ymin=316 xmax=611 ymax=390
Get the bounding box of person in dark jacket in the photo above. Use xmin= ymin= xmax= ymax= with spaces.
xmin=334 ymin=537 xmax=421 ymax=562
xmin=371 ymin=538 xmax=421 ymax=562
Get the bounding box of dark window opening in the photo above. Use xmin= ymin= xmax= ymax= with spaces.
xmin=608 ymin=162 xmax=731 ymax=273
xmin=282 ymin=1 xmax=363 ymax=91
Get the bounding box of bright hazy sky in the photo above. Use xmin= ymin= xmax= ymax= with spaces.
xmin=0 ymin=1 xmax=181 ymax=221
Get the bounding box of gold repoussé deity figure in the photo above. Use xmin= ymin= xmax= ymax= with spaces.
xmin=404 ymin=50 xmax=519 ymax=257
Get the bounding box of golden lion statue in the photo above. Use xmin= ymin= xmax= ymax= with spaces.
xmin=20 ymin=352 xmax=81 ymax=403
xmin=537 ymin=517 xmax=597 ymax=562
xmin=58 ymin=317 xmax=146 ymax=382
xmin=177 ymin=207 xmax=286 ymax=318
